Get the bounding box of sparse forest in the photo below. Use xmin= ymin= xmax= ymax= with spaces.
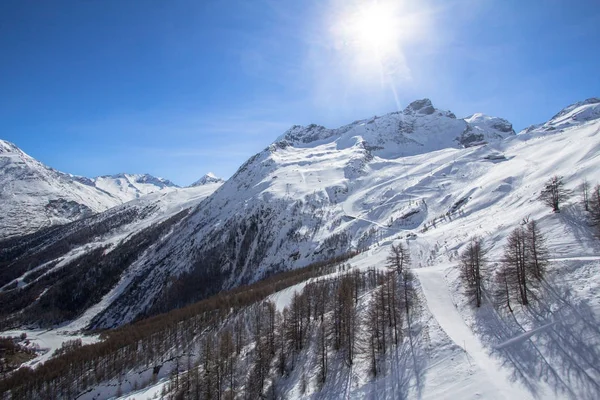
xmin=0 ymin=248 xmax=429 ymax=400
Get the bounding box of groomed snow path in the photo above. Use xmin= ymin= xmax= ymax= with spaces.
xmin=417 ymin=266 xmax=534 ymax=400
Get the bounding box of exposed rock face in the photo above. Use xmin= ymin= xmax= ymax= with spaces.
xmin=404 ymin=98 xmax=436 ymax=115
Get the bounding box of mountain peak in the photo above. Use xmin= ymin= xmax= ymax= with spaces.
xmin=404 ymin=98 xmax=435 ymax=115
xmin=190 ymin=172 xmax=225 ymax=187
xmin=549 ymin=97 xmax=600 ymax=121
xmin=132 ymin=173 xmax=178 ymax=188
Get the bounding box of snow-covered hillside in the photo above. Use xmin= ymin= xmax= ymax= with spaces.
xmin=107 ymin=97 xmax=599 ymax=400
xmin=0 ymin=181 xmax=222 ymax=329
xmin=0 ymin=140 xmax=178 ymax=238
xmin=93 ymin=173 xmax=178 ymax=202
xmin=93 ymin=98 xmax=600 ymax=329
xmin=2 ymin=98 xmax=600 ymax=400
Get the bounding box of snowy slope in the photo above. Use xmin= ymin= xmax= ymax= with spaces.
xmin=0 ymin=140 xmax=177 ymax=238
xmin=0 ymin=181 xmax=222 ymax=331
xmin=90 ymin=99 xmax=520 ymax=326
xmin=93 ymin=173 xmax=178 ymax=203
xmin=3 ymin=98 xmax=600 ymax=400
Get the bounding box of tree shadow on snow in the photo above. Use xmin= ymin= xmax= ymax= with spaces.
xmin=527 ymin=281 xmax=600 ymax=399
xmin=474 ymin=279 xmax=600 ymax=400
xmin=554 ymin=205 xmax=600 ymax=255
xmin=352 ymin=318 xmax=428 ymax=400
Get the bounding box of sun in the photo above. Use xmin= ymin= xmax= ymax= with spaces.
xmin=323 ymin=0 xmax=432 ymax=106
xmin=350 ymin=2 xmax=399 ymax=55
xmin=333 ymin=1 xmax=407 ymax=60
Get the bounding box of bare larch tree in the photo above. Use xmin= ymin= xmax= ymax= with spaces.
xmin=539 ymin=175 xmax=571 ymax=213
xmin=459 ymin=237 xmax=487 ymax=307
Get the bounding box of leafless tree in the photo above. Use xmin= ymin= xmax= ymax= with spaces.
xmin=590 ymin=184 xmax=600 ymax=231
xmin=526 ymin=220 xmax=549 ymax=280
xmin=387 ymin=243 xmax=411 ymax=275
xmin=582 ymin=179 xmax=590 ymax=211
xmin=219 ymin=329 xmax=235 ymax=395
xmin=335 ymin=274 xmax=359 ymax=366
xmin=503 ymin=227 xmax=529 ymax=305
xmin=459 ymin=237 xmax=487 ymax=307
xmin=285 ymin=292 xmax=307 ymax=354
xmin=366 ymin=274 xmax=399 ymax=378
xmin=366 ymin=296 xmax=381 ymax=377
xmin=539 ymin=175 xmax=571 ymax=212
xmin=317 ymin=320 xmax=328 ymax=387
xmin=493 ymin=267 xmax=513 ymax=313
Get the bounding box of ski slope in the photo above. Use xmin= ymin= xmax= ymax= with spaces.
xmin=417 ymin=266 xmax=534 ymax=400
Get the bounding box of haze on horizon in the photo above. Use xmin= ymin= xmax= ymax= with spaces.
xmin=1 ymin=0 xmax=598 ymax=185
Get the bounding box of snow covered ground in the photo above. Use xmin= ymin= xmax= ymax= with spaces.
xmin=0 ymin=183 xmax=223 ymax=369
xmin=3 ymin=99 xmax=600 ymax=399
xmin=0 ymin=328 xmax=99 ymax=369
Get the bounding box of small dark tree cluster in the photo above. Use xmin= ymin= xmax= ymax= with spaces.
xmin=500 ymin=220 xmax=549 ymax=307
xmin=366 ymin=272 xmax=403 ymax=377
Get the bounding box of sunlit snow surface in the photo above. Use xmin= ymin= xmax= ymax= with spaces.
xmin=4 ymin=99 xmax=600 ymax=399
xmin=106 ymin=100 xmax=600 ymax=399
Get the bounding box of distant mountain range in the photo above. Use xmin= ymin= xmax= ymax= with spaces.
xmin=0 ymin=139 xmax=221 ymax=239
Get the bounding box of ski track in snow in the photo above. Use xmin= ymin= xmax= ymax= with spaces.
xmin=417 ymin=266 xmax=534 ymax=400
xmin=494 ymin=322 xmax=557 ymax=350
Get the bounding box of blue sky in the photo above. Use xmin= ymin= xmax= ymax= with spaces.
xmin=1 ymin=0 xmax=599 ymax=185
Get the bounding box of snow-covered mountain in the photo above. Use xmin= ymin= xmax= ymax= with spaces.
xmin=93 ymin=173 xmax=178 ymax=201
xmin=2 ymin=98 xmax=600 ymax=400
xmin=278 ymin=99 xmax=514 ymax=154
xmin=190 ymin=172 xmax=225 ymax=187
xmin=3 ymin=98 xmax=598 ymax=329
xmin=0 ymin=180 xmax=222 ymax=328
xmin=84 ymin=99 xmax=524 ymax=327
xmin=0 ymin=140 xmax=178 ymax=238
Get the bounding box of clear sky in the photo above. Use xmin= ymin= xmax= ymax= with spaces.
xmin=1 ymin=0 xmax=599 ymax=185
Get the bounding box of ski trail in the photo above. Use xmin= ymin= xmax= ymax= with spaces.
xmin=549 ymin=256 xmax=600 ymax=262
xmin=493 ymin=322 xmax=556 ymax=350
xmin=416 ymin=267 xmax=533 ymax=400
